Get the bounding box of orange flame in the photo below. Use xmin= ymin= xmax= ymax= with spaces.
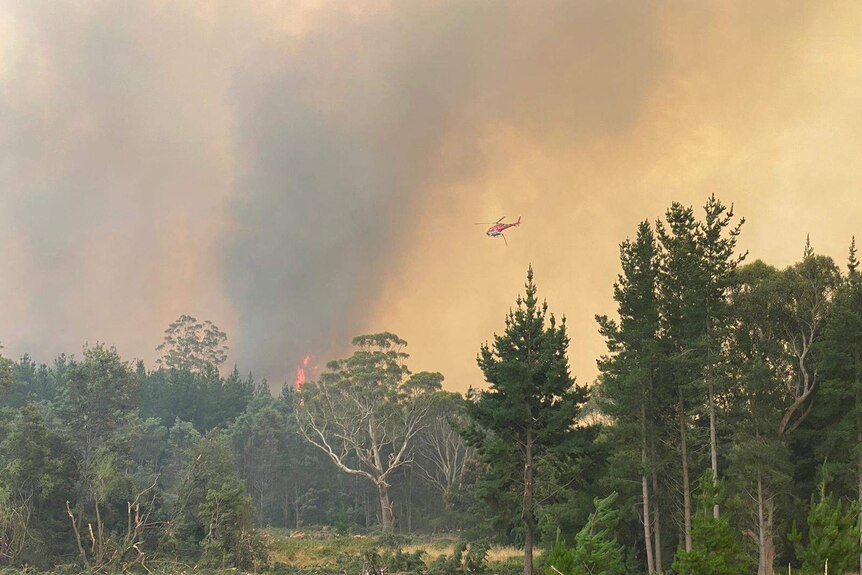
xmin=295 ymin=354 xmax=311 ymax=392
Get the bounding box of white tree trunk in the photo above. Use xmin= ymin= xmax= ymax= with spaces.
xmin=641 ymin=404 xmax=655 ymax=573
xmin=680 ymin=395 xmax=692 ymax=552
xmin=651 ymin=438 xmax=663 ymax=572
xmin=709 ymin=378 xmax=720 ymax=519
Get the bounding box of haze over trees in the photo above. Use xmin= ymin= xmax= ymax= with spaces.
xmin=0 ymin=198 xmax=861 ymax=575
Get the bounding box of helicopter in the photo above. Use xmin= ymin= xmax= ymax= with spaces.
xmin=476 ymin=216 xmax=521 ymax=245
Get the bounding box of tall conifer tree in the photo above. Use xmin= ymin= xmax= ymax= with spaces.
xmin=656 ymin=203 xmax=703 ymax=552
xmin=813 ymin=237 xmax=862 ymax=573
xmin=465 ymin=267 xmax=589 ymax=575
xmin=698 ymin=195 xmax=746 ymax=517
xmin=597 ymin=221 xmax=666 ymax=573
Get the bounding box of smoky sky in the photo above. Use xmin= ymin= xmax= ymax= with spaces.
xmin=2 ymin=1 xmax=862 ymax=390
xmin=222 ymin=1 xmax=660 ymax=383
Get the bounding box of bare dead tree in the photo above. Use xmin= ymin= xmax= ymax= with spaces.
xmin=65 ymin=476 xmax=160 ymax=572
xmin=0 ymin=492 xmax=32 ymax=565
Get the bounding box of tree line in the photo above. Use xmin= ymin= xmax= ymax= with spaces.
xmin=0 ymin=317 xmax=479 ymax=572
xmin=593 ymin=197 xmax=861 ymax=575
xmin=1 ymin=196 xmax=860 ymax=575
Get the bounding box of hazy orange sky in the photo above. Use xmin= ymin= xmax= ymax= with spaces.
xmin=2 ymin=1 xmax=861 ymax=392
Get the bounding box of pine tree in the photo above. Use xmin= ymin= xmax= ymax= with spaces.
xmin=789 ymin=474 xmax=861 ymax=575
xmin=544 ymin=493 xmax=626 ymax=575
xmin=465 ymin=266 xmax=589 ymax=575
xmin=673 ymin=471 xmax=748 ymax=575
xmin=812 ymin=237 xmax=862 ymax=574
xmin=596 ymin=221 xmax=666 ymax=573
xmin=569 ymin=492 xmax=626 ymax=575
xmin=656 ymin=203 xmax=703 ymax=553
xmin=698 ymin=195 xmax=746 ymax=518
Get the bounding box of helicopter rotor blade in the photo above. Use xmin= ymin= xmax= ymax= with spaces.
xmin=496 ymin=216 xmax=506 ymax=224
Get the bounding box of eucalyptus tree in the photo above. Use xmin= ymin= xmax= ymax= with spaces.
xmin=727 ymin=248 xmax=841 ymax=575
xmin=776 ymin=251 xmax=840 ymax=436
xmin=296 ymin=333 xmax=441 ymax=532
xmin=414 ymin=391 xmax=478 ymax=512
xmin=156 ymin=314 xmax=228 ymax=373
xmin=465 ymin=267 xmax=589 ymax=575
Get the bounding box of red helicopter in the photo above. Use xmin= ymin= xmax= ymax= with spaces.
xmin=476 ymin=216 xmax=521 ymax=245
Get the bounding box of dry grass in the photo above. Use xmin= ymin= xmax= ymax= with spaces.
xmin=267 ymin=530 xmax=377 ymax=568
xmin=488 ymin=544 xmax=538 ymax=562
xmin=266 ymin=529 xmax=533 ymax=569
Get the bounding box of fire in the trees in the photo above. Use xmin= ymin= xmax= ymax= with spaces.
xmin=295 ymin=355 xmax=312 ymax=392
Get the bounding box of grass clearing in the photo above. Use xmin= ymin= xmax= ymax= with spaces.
xmin=265 ymin=528 xmax=531 ymax=572
xmin=267 ymin=529 xmax=378 ymax=568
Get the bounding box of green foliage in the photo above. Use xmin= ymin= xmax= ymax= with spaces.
xmin=465 ymin=267 xmax=591 ymax=559
xmin=0 ymin=352 xmax=13 ymax=394
xmin=673 ymin=472 xmax=748 ymax=575
xmin=229 ymin=394 xmax=294 ymax=525
xmin=199 ymin=479 xmax=269 ymax=571
xmin=165 ymin=430 xmax=265 ymax=570
xmin=789 ymin=475 xmax=861 ymax=575
xmin=156 ymin=314 xmax=229 ymax=372
xmin=544 ymin=530 xmax=577 ymax=575
xmin=595 ymin=221 xmax=668 ymax=571
xmin=569 ymin=493 xmax=625 ymax=575
xmin=427 ymin=540 xmax=489 ymax=575
xmin=809 ymin=257 xmax=862 ymax=499
xmin=140 ymin=364 xmax=255 ymax=431
xmin=543 ymin=493 xmax=625 ymax=575
xmin=7 ymin=355 xmax=64 ymax=407
xmin=468 ymin=267 xmax=586 ymax=454
xmin=59 ymin=344 xmax=141 ymax=441
xmin=5 ymin=198 xmax=862 ymax=574
xmin=0 ymin=485 xmax=29 ymax=566
xmin=0 ymin=405 xmax=74 ymax=566
xmin=383 ymin=547 xmax=426 ymax=573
